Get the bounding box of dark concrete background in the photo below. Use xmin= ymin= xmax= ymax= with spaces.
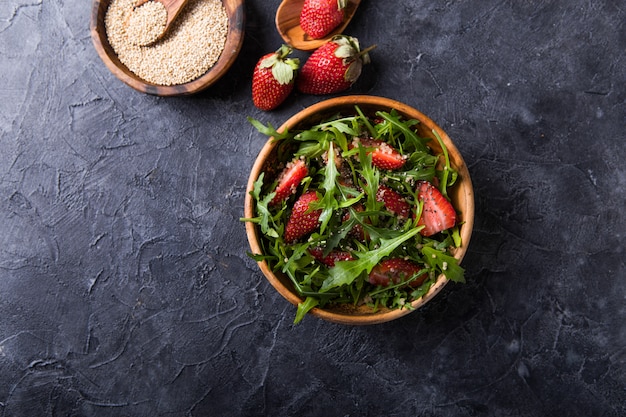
xmin=0 ymin=0 xmax=624 ymax=416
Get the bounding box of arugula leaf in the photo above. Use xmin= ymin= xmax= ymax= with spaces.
xmin=376 ymin=111 xmax=429 ymax=152
xmin=320 ymin=227 xmax=421 ymax=292
xmin=312 ymin=117 xmax=360 ymax=137
xmin=356 ymin=145 xmax=380 ymax=216
xmin=355 ymin=105 xmax=377 ymax=137
xmin=294 ymin=296 xmax=319 ymax=324
xmin=432 ymin=129 xmax=451 ymax=197
xmin=316 ymin=142 xmax=339 ymax=234
xmin=248 ymin=117 xmax=292 ymax=141
xmin=422 ymin=246 xmax=465 ymax=283
xmin=241 ymin=173 xmax=280 ymax=238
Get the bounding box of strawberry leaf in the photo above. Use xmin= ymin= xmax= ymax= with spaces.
xmin=272 ymin=59 xmax=297 ymax=85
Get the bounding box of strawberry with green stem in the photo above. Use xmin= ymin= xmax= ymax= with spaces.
xmin=297 ymin=35 xmax=375 ymax=95
xmin=252 ymin=45 xmax=300 ymax=111
xmin=300 ymin=0 xmax=347 ymax=40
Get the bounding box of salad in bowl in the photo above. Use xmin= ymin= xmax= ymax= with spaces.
xmin=243 ymin=96 xmax=474 ymax=325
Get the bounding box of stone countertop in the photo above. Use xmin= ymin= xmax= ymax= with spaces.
xmin=0 ymin=1 xmax=624 ymax=416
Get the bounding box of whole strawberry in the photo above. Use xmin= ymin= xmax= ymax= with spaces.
xmin=297 ymin=35 xmax=374 ymax=95
xmin=300 ymin=0 xmax=347 ymax=40
xmin=252 ymin=45 xmax=300 ymax=111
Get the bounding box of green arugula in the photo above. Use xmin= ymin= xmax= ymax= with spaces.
xmin=321 ymin=227 xmax=422 ymax=292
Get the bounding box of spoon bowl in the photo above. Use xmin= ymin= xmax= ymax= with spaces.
xmin=134 ymin=0 xmax=190 ymax=44
xmin=275 ymin=0 xmax=361 ymax=51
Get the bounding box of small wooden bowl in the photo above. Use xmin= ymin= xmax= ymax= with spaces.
xmin=90 ymin=0 xmax=245 ymax=96
xmin=245 ymin=96 xmax=475 ymax=325
xmin=275 ymin=0 xmax=361 ymax=51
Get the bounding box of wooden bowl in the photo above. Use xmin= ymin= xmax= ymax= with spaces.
xmin=244 ymin=96 xmax=475 ymax=325
xmin=275 ymin=0 xmax=361 ymax=51
xmin=90 ymin=0 xmax=245 ymax=96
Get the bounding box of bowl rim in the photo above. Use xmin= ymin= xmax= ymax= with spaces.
xmin=90 ymin=0 xmax=245 ymax=96
xmin=245 ymin=95 xmax=474 ymax=325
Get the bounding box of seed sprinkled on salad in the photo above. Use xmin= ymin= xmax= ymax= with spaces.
xmin=244 ymin=106 xmax=466 ymax=324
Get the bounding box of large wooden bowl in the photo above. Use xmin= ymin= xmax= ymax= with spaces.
xmin=245 ymin=96 xmax=475 ymax=325
xmin=90 ymin=0 xmax=244 ymax=96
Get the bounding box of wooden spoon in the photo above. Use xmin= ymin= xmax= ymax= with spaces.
xmin=275 ymin=0 xmax=361 ymax=51
xmin=134 ymin=0 xmax=189 ymax=44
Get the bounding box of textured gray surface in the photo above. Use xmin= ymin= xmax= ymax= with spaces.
xmin=0 ymin=0 xmax=625 ymax=416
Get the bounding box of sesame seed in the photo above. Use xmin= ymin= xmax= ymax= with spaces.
xmin=126 ymin=1 xmax=167 ymax=46
xmin=105 ymin=0 xmax=228 ymax=86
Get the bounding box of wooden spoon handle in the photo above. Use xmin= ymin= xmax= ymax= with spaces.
xmin=134 ymin=0 xmax=187 ymax=11
xmin=161 ymin=0 xmax=188 ymax=27
xmin=133 ymin=0 xmax=189 ymax=30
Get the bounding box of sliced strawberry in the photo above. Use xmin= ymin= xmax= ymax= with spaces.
xmin=376 ymin=185 xmax=411 ymax=219
xmin=309 ymin=246 xmax=354 ymax=267
xmin=368 ymin=258 xmax=425 ymax=287
xmin=416 ymin=180 xmax=457 ymax=236
xmin=270 ymin=158 xmax=308 ymax=206
xmin=284 ymin=191 xmax=321 ymax=243
xmin=352 ymin=137 xmax=406 ymax=171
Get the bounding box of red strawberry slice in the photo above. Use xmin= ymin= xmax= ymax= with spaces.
xmin=309 ymin=246 xmax=354 ymax=267
xmin=284 ymin=191 xmax=322 ymax=243
xmin=270 ymin=158 xmax=308 ymax=206
xmin=416 ymin=180 xmax=457 ymax=236
xmin=300 ymin=0 xmax=346 ymax=39
xmin=352 ymin=138 xmax=406 ymax=171
xmin=376 ymin=185 xmax=411 ymax=219
xmin=368 ymin=258 xmax=425 ymax=287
